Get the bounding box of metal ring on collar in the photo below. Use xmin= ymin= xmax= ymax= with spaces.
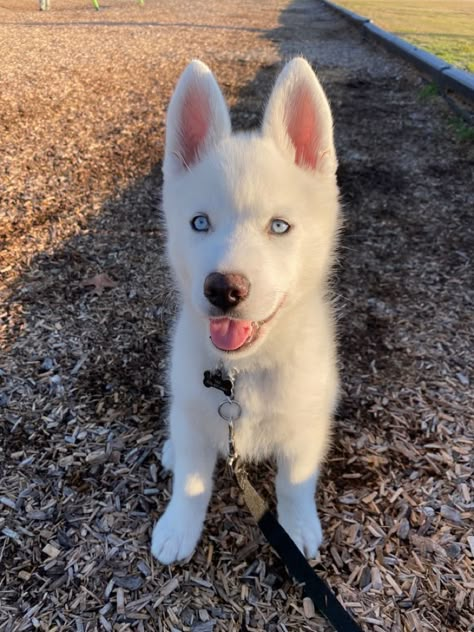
xmin=218 ymin=400 xmax=242 ymax=422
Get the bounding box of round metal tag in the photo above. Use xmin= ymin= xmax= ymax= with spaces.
xmin=218 ymin=400 xmax=242 ymax=422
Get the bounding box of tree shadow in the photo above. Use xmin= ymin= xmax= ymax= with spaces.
xmin=1 ymin=0 xmax=415 ymax=475
xmin=4 ymin=2 xmax=472 ymax=630
xmin=4 ymin=6 xmax=459 ymax=618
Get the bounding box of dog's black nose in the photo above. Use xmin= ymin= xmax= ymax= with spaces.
xmin=204 ymin=272 xmax=250 ymax=311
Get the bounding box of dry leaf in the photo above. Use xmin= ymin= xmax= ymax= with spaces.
xmin=80 ymin=273 xmax=117 ymax=296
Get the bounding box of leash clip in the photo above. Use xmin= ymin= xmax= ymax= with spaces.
xmin=226 ymin=419 xmax=238 ymax=469
xmin=203 ymin=366 xmax=242 ymax=469
xmin=217 ymin=391 xmax=241 ymax=469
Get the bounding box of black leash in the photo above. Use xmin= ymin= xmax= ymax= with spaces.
xmin=235 ymin=465 xmax=363 ymax=632
xmin=204 ymin=368 xmax=363 ymax=632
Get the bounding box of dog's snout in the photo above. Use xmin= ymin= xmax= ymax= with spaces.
xmin=204 ymin=272 xmax=250 ymax=311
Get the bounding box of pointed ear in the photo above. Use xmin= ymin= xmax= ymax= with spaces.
xmin=262 ymin=58 xmax=337 ymax=174
xmin=163 ymin=60 xmax=231 ymax=177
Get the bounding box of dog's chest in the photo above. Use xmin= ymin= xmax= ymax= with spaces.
xmin=216 ymin=368 xmax=285 ymax=461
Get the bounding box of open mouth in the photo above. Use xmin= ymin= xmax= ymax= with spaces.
xmin=209 ymin=301 xmax=283 ymax=352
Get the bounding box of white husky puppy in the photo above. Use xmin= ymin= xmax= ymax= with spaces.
xmin=152 ymin=57 xmax=340 ymax=564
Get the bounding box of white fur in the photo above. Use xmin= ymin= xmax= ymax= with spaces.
xmin=152 ymin=58 xmax=340 ymax=564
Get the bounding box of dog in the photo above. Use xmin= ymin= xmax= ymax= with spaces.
xmin=151 ymin=57 xmax=340 ymax=564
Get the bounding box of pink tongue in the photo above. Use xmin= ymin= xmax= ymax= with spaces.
xmin=209 ymin=318 xmax=253 ymax=351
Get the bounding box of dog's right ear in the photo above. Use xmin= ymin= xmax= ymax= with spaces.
xmin=163 ymin=60 xmax=231 ymax=177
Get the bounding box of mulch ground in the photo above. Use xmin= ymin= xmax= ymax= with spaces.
xmin=0 ymin=1 xmax=473 ymax=631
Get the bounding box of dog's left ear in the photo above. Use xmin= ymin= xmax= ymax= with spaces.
xmin=262 ymin=58 xmax=337 ymax=174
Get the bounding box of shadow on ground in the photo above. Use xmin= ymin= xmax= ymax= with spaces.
xmin=1 ymin=1 xmax=472 ymax=630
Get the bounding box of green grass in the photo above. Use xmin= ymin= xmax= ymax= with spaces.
xmin=418 ymin=81 xmax=439 ymax=100
xmin=449 ymin=117 xmax=474 ymax=141
xmin=336 ymin=0 xmax=474 ymax=73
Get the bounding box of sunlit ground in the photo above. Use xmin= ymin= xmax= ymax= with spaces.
xmin=335 ymin=0 xmax=474 ymax=72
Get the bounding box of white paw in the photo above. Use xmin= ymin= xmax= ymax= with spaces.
xmin=161 ymin=439 xmax=175 ymax=472
xmin=278 ymin=504 xmax=323 ymax=558
xmin=151 ymin=504 xmax=203 ymax=564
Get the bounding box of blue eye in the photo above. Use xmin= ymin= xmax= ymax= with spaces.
xmin=191 ymin=214 xmax=210 ymax=232
xmin=270 ymin=219 xmax=290 ymax=235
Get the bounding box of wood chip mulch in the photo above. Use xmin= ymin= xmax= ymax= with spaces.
xmin=0 ymin=1 xmax=472 ymax=631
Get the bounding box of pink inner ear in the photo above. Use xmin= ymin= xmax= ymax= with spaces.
xmin=287 ymin=84 xmax=319 ymax=170
xmin=179 ymin=84 xmax=211 ymax=168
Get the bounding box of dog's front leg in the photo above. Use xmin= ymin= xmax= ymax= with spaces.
xmin=275 ymin=449 xmax=324 ymax=559
xmin=151 ymin=414 xmax=217 ymax=564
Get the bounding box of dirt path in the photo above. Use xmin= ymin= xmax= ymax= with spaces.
xmin=1 ymin=1 xmax=472 ymax=631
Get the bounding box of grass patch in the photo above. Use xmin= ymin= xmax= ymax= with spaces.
xmin=336 ymin=0 xmax=474 ymax=72
xmin=449 ymin=117 xmax=474 ymax=141
xmin=419 ymin=82 xmax=439 ymax=100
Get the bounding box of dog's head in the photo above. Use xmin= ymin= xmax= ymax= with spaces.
xmin=162 ymin=58 xmax=339 ymax=359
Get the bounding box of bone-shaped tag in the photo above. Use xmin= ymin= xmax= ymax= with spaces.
xmin=203 ymin=369 xmax=234 ymax=398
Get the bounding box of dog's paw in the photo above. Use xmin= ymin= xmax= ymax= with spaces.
xmin=278 ymin=505 xmax=323 ymax=559
xmin=151 ymin=505 xmax=203 ymax=564
xmin=161 ymin=439 xmax=175 ymax=472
